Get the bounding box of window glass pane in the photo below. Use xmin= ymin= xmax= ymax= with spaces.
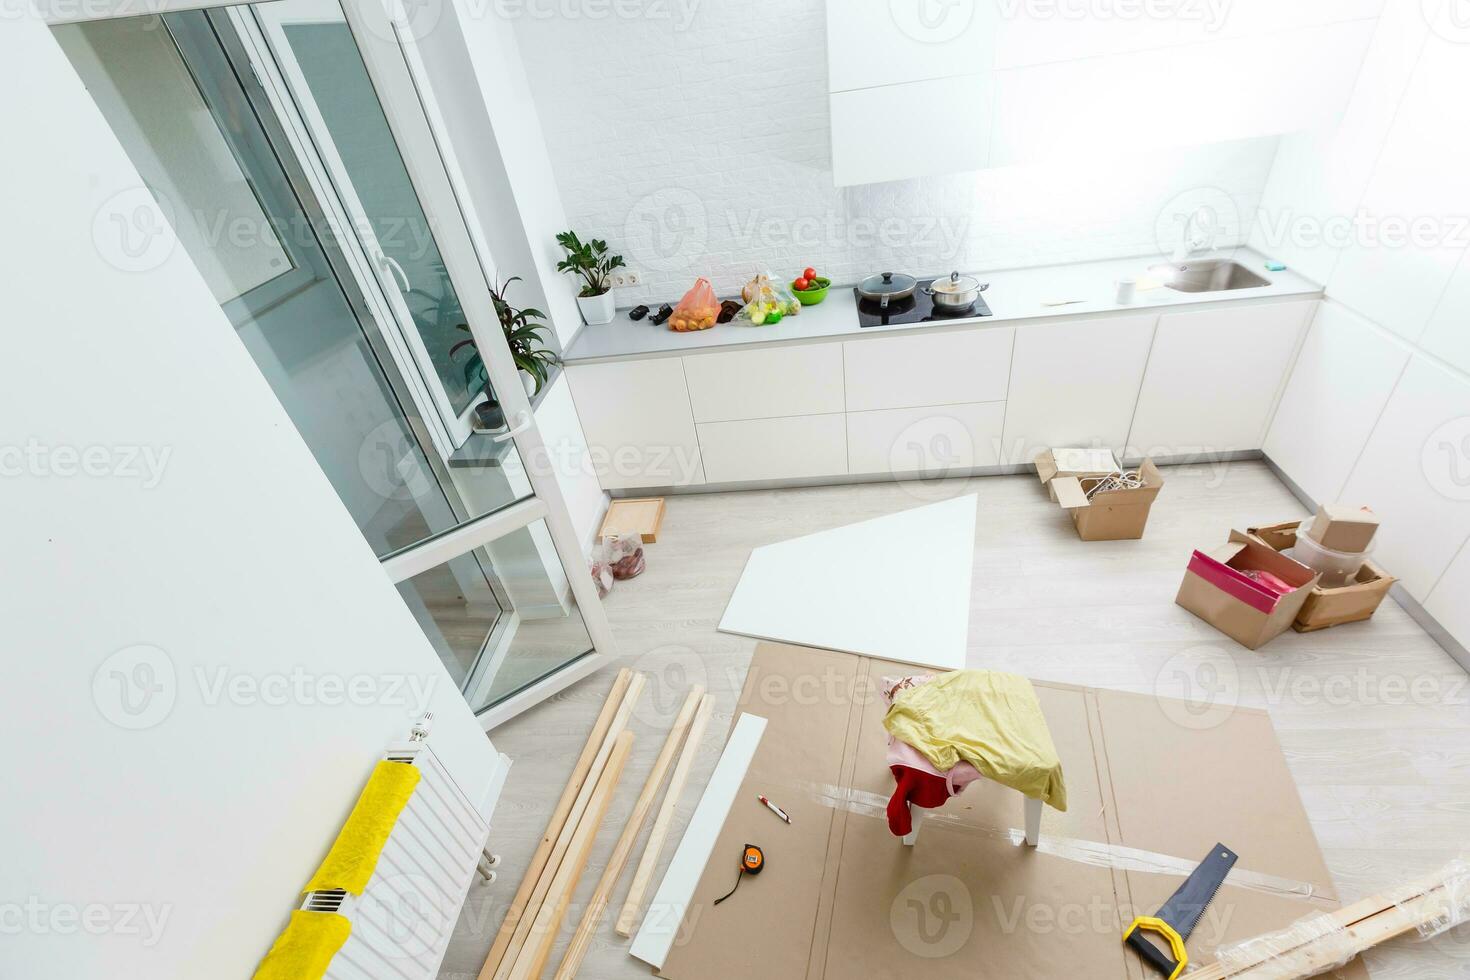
xmin=396 ymin=520 xmax=595 ymax=711
xmin=273 ymin=15 xmax=476 ymax=417
xmin=55 ymin=12 xmax=533 ymax=560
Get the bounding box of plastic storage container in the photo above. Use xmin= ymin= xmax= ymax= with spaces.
xmin=1288 ymin=531 xmax=1371 ymax=589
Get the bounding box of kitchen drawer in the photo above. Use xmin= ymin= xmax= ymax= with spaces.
xmin=847 ymin=402 xmax=1006 ymax=476
xmin=683 ymin=343 xmax=844 ymax=423
xmin=565 ymin=360 xmax=704 ymax=490
xmin=843 ymin=327 xmax=1014 ymax=413
xmin=1000 ymin=313 xmax=1157 ymax=463
xmin=1127 ymin=300 xmax=1314 ymax=457
xmin=695 ymin=415 xmax=847 ymax=484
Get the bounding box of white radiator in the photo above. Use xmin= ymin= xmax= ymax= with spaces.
xmin=302 ymin=738 xmax=504 ymax=980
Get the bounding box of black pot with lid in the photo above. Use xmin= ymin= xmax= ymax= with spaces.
xmin=857 ymin=271 xmax=917 ymax=310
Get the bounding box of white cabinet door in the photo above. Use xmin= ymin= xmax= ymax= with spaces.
xmin=999 ymin=313 xmax=1157 ymax=464
xmin=831 ymin=75 xmax=994 ymax=187
xmin=848 ymin=402 xmax=1006 ymax=477
xmin=1424 ymin=537 xmax=1470 ymax=655
xmin=843 ymin=327 xmax=1014 ymax=413
xmin=1263 ymin=301 xmax=1410 ymax=505
xmin=1341 ymin=356 xmax=1470 ymax=600
xmin=682 ymin=343 xmax=844 ymax=423
xmin=696 ymin=415 xmax=847 ymax=485
xmin=1127 ymin=301 xmax=1314 ymax=457
xmin=564 ymin=359 xmax=704 ymax=490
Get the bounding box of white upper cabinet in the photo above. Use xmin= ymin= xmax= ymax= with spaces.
xmin=827 ymin=0 xmax=1381 ymax=185
xmin=1000 ymin=314 xmax=1157 ymax=464
xmin=1127 ymin=300 xmax=1314 ymax=457
xmin=1326 ymin=33 xmax=1470 ymax=342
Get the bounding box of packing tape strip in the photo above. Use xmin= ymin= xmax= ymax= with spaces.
xmin=806 ymin=782 xmax=1318 ymax=902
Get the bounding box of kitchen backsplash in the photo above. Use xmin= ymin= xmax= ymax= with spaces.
xmin=511 ymin=0 xmax=1279 ymax=304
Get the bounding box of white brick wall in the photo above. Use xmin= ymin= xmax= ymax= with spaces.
xmin=508 ymin=0 xmax=1279 ymax=305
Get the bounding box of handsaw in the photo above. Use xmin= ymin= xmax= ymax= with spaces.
xmin=1123 ymin=843 xmax=1239 ymax=979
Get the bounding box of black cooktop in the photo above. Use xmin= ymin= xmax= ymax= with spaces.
xmin=854 ymin=278 xmax=993 ymax=327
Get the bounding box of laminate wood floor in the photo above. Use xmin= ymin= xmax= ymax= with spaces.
xmin=438 ymin=462 xmax=1470 ymax=979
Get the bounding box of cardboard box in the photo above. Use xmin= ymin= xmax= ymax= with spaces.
xmin=1175 ymin=531 xmax=1320 ymax=649
xmin=1033 ymin=447 xmax=1121 ymax=501
xmin=1245 ymin=520 xmax=1397 ymax=632
xmin=1049 ymin=459 xmax=1164 ymax=540
xmin=1302 ymin=503 xmax=1379 ymax=553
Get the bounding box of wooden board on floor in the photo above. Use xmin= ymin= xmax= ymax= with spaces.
xmin=654 ymin=642 xmax=1368 ymax=980
xmin=599 ymin=497 xmax=666 ymax=543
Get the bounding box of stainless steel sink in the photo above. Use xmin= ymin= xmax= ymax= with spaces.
xmin=1149 ymin=259 xmax=1271 ymax=293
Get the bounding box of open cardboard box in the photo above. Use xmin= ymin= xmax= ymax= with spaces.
xmin=1034 ymin=447 xmax=1121 ymax=502
xmin=1050 ymin=459 xmax=1164 ymax=541
xmin=1246 ymin=520 xmax=1396 ymax=632
xmin=1175 ymin=531 xmax=1321 ymax=649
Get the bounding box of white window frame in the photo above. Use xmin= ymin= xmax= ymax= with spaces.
xmin=43 ymin=0 xmax=618 ymax=730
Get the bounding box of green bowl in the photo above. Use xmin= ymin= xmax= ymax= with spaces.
xmin=792 ymin=277 xmax=830 ymax=305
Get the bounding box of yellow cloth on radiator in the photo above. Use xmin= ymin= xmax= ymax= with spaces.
xmin=253 ymin=910 xmax=351 ymax=980
xmin=883 ymin=670 xmax=1068 ymax=812
xmin=304 ymin=760 xmax=421 ymax=895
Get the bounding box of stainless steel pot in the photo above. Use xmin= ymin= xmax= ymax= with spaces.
xmin=924 ymin=271 xmax=988 ymax=310
xmin=857 ymin=271 xmax=917 ymax=310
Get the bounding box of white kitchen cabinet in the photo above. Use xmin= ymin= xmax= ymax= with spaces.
xmin=696 ymin=415 xmax=847 ymax=485
xmin=1263 ymin=301 xmax=1409 ymax=505
xmin=1327 ymin=33 xmax=1470 ymax=342
xmin=1340 ymin=356 xmax=1470 ymax=601
xmin=1126 ymin=301 xmax=1314 ymax=457
xmin=843 ymin=327 xmax=1013 ymax=413
xmin=1424 ymin=537 xmax=1470 ymax=656
xmin=564 ymin=359 xmax=704 ymax=490
xmin=682 ymin=343 xmax=844 ymax=423
xmin=831 ymin=75 xmax=994 ymax=186
xmin=999 ymin=314 xmax=1156 ymax=464
xmin=847 ymin=402 xmax=1005 ymax=477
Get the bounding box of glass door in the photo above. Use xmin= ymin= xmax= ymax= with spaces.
xmin=53 ymin=2 xmax=613 ymax=726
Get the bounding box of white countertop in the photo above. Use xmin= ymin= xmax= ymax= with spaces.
xmin=561 ymin=248 xmax=1322 ymax=364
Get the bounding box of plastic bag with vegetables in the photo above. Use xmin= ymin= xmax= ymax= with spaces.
xmin=668 ymin=277 xmax=721 ymax=332
xmin=737 ymin=273 xmax=801 ymax=326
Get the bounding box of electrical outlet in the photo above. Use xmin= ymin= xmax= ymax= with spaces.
xmin=608 ymin=272 xmax=634 ymax=288
xmin=624 ymin=270 xmax=642 ymax=286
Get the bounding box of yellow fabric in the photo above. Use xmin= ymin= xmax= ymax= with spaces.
xmin=252 ymin=910 xmax=351 ymax=980
xmin=304 ymin=760 xmax=421 ymax=895
xmin=884 ymin=670 xmax=1068 ymax=812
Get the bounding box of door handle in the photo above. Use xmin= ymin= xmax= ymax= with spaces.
xmin=378 ymin=252 xmax=411 ymax=294
xmin=493 ymin=410 xmax=531 ymax=443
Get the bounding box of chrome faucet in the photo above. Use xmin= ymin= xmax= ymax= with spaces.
xmin=1170 ymin=205 xmax=1220 ymax=265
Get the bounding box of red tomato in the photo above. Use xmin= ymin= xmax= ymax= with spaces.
xmin=794 ymin=277 xmax=810 ymax=291
xmin=803 ymin=267 xmax=817 ymax=280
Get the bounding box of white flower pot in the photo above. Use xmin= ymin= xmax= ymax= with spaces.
xmin=521 ymin=371 xmax=538 ymax=397
xmin=577 ymin=290 xmax=616 ymax=325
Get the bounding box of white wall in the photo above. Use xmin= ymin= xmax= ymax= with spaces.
xmin=0 ymin=17 xmax=500 ymax=977
xmin=508 ymin=0 xmax=1282 ymax=303
xmin=1257 ymin=0 xmax=1470 ymax=647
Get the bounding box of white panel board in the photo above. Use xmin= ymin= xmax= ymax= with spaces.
xmin=718 ymin=495 xmax=977 ymax=668
xmin=629 ymin=712 xmax=767 ymax=971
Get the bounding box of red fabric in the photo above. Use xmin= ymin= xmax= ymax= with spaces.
xmin=887 ymin=766 xmax=952 ymax=836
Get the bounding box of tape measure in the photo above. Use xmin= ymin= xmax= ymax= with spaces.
xmin=714 ymin=844 xmax=764 ymax=906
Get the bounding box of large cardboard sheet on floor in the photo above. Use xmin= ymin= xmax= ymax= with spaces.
xmin=718 ymin=495 xmax=976 ymax=669
xmin=655 ymin=643 xmax=1367 ymax=980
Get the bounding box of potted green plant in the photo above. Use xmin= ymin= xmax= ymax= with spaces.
xmin=556 ymin=230 xmax=624 ymax=325
xmin=450 ymin=278 xmax=561 ymax=424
